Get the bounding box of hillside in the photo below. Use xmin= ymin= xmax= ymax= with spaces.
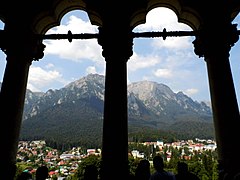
xmin=19 ymin=73 xmax=214 ymax=149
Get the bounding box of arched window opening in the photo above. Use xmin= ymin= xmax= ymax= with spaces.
xmin=0 ymin=2 xmax=240 ymax=180
xmin=20 ymin=10 xmax=104 ymax=151
xmin=128 ymin=7 xmax=214 ymax=143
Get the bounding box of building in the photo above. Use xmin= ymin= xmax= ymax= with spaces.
xmin=0 ymin=1 xmax=240 ymax=179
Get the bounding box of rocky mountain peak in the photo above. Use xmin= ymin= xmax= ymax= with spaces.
xmin=128 ymin=81 xmax=175 ymax=101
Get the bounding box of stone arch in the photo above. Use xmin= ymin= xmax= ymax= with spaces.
xmin=32 ymin=0 xmax=203 ymax=35
xmin=130 ymin=0 xmax=202 ymax=30
xmin=32 ymin=0 xmax=90 ymax=34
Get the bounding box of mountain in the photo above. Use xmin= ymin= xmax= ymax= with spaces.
xmin=18 ymin=73 xmax=214 ymax=148
xmin=128 ymin=81 xmax=211 ymax=128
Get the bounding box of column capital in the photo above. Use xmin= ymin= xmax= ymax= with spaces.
xmin=0 ymin=30 xmax=45 ymax=63
xmin=192 ymin=23 xmax=239 ymax=59
xmin=97 ymin=26 xmax=133 ymax=62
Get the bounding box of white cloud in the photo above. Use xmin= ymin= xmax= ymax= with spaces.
xmin=86 ymin=66 xmax=97 ymax=74
xmin=47 ymin=15 xmax=98 ymax=34
xmin=151 ymin=36 xmax=193 ymax=50
xmin=134 ymin=7 xmax=192 ymax=32
xmin=128 ymin=52 xmax=160 ymax=71
xmin=184 ymin=88 xmax=199 ymax=96
xmin=45 ymin=39 xmax=103 ymax=62
xmin=27 ymin=66 xmax=66 ymax=92
xmin=45 ymin=63 xmax=54 ymax=69
xmin=153 ymin=68 xmax=173 ymax=78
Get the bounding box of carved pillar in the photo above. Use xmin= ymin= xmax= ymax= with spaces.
xmin=98 ymin=26 xmax=133 ymax=180
xmin=193 ymin=23 xmax=240 ymax=178
xmin=0 ymin=28 xmax=45 ymax=179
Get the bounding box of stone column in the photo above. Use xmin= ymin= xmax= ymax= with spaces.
xmin=98 ymin=26 xmax=133 ymax=180
xmin=193 ymin=23 xmax=240 ymax=177
xmin=0 ymin=29 xmax=45 ymax=179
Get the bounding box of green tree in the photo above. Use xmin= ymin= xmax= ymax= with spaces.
xmin=167 ymin=147 xmax=180 ymax=170
xmin=202 ymin=150 xmax=214 ymax=178
xmin=128 ymin=156 xmax=139 ymax=177
xmin=73 ymin=155 xmax=101 ymax=180
xmin=211 ymin=162 xmax=219 ymax=180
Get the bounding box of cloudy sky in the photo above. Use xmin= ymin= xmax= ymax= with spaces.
xmin=0 ymin=7 xmax=240 ymax=105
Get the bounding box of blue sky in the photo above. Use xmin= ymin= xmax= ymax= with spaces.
xmin=0 ymin=7 xmax=240 ymax=105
